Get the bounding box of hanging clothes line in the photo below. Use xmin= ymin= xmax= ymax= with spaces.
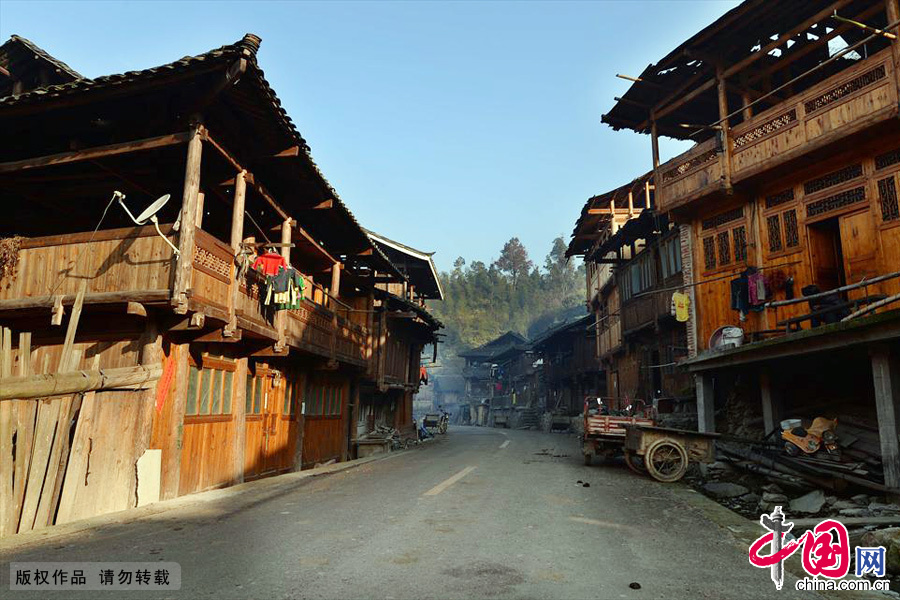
xmin=630 ymin=259 xmax=803 ymax=300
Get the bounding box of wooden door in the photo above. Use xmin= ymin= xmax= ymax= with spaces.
xmin=808 ymin=221 xmax=843 ymax=292
xmin=301 ymin=376 xmax=347 ymax=468
xmin=839 ymin=210 xmax=880 ymax=298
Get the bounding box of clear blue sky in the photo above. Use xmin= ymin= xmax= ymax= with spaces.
xmin=0 ymin=0 xmax=738 ymax=271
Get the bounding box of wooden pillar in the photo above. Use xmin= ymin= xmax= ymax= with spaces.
xmin=159 ymin=342 xmax=190 ymax=500
xmin=225 ymin=171 xmax=247 ymax=337
xmin=740 ymin=91 xmax=753 ymax=121
xmin=173 ymin=124 xmax=203 ymax=314
xmin=760 ymin=367 xmax=780 ymax=437
xmin=650 ymin=117 xmax=660 ymax=170
xmin=716 ymin=67 xmax=733 ymax=191
xmin=195 ymin=192 xmax=205 ymax=230
xmin=872 ymin=345 xmax=900 ymax=489
xmin=888 ymin=0 xmax=900 ymax=99
xmin=695 ymin=372 xmax=715 ymax=433
xmin=331 ymin=262 xmax=341 ymax=303
xmin=280 ymin=218 xmax=293 ymax=264
xmin=135 ymin=320 xmax=162 ymax=457
xmin=275 ymin=218 xmax=292 ymax=351
xmin=627 ymin=190 xmax=635 ymax=217
xmin=229 ymin=172 xmax=247 ymax=249
xmin=232 ymin=357 xmax=248 ymax=483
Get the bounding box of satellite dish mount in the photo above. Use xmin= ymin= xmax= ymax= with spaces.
xmin=115 ymin=191 xmax=180 ymax=255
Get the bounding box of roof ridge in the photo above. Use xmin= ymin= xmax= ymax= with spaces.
xmin=5 ymin=34 xmax=85 ymax=80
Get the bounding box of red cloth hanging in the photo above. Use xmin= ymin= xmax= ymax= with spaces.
xmin=252 ymin=252 xmax=287 ymax=276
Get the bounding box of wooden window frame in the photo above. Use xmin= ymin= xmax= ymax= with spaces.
xmin=698 ymin=212 xmax=750 ymax=276
xmin=761 ymin=191 xmax=804 ymax=261
xmin=185 ymin=354 xmax=236 ymax=422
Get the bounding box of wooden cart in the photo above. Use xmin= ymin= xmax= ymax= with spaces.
xmin=623 ymin=425 xmax=720 ymax=483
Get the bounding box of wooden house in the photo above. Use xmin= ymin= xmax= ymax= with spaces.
xmin=566 ymin=175 xmax=655 ymax=408
xmin=603 ymin=0 xmax=900 ymax=487
xmin=458 ymin=331 xmax=528 ymax=425
xmin=357 ymin=231 xmax=442 ymax=446
xmin=531 ymin=315 xmax=600 ymax=415
xmin=0 ymin=34 xmax=435 ymax=535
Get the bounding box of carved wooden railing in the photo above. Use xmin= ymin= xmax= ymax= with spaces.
xmin=657 ymin=48 xmax=898 ymax=212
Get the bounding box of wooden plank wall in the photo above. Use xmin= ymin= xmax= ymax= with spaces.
xmin=0 ymin=328 xmax=157 ymax=533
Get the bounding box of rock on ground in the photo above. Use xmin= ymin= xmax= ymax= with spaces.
xmin=789 ymin=490 xmax=826 ymax=515
xmin=703 ymin=482 xmax=750 ymax=499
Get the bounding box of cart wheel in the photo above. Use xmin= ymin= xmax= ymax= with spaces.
xmin=644 ymin=439 xmax=688 ymax=483
xmin=784 ymin=441 xmax=800 ymax=457
xmin=623 ymin=450 xmax=647 ymax=475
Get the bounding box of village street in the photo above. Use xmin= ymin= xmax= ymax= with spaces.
xmin=0 ymin=427 xmax=818 ymax=600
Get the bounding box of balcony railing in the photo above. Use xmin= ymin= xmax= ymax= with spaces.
xmin=0 ymin=224 xmax=176 ymax=307
xmin=0 ymin=225 xmax=368 ymax=365
xmin=657 ymin=48 xmax=898 ymax=212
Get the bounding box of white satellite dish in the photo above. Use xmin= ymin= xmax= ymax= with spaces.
xmin=115 ymin=191 xmax=180 ymax=255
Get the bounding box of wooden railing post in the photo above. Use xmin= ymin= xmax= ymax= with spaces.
xmin=224 ymin=171 xmax=247 ymax=337
xmin=172 ymin=123 xmax=203 ymax=314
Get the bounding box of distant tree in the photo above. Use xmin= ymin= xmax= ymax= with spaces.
xmin=494 ymin=237 xmax=533 ymax=288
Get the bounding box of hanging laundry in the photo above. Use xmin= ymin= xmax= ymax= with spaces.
xmin=747 ymin=269 xmax=767 ymax=305
xmin=730 ymin=275 xmax=749 ymax=321
xmin=252 ymin=251 xmax=287 ymax=276
xmin=263 ymin=266 xmax=305 ymax=310
xmin=672 ymin=292 xmax=691 ymax=322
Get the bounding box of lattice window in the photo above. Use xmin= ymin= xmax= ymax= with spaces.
xmin=716 ymin=231 xmax=731 ymax=265
xmin=878 ymin=175 xmax=900 ymax=222
xmin=783 ymin=209 xmax=799 ymax=248
xmin=702 ymin=207 xmax=744 ymax=231
xmin=806 ymin=186 xmax=866 ymax=218
xmin=766 ymin=215 xmax=783 ymax=253
xmin=662 ymin=149 xmax=718 ymax=182
xmin=194 ymin=247 xmax=232 ymax=279
xmin=765 ymin=189 xmax=795 ymax=209
xmin=875 ymin=148 xmax=900 ymax=171
xmin=803 ymin=164 xmax=863 ymax=195
xmin=803 ymin=64 xmax=886 ymax=115
xmin=702 ymin=237 xmax=716 ymax=271
xmin=733 ymin=109 xmax=797 ymax=149
xmin=732 ymin=226 xmax=747 ymax=263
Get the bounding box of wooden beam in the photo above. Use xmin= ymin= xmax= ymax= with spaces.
xmin=722 ymin=0 xmax=855 ymax=80
xmin=309 ymin=199 xmax=333 ymax=210
xmin=0 ymin=132 xmax=192 ymax=174
xmin=0 ymin=289 xmax=170 ymax=313
xmin=199 ymin=127 xmax=290 ymax=220
xmin=272 ymin=145 xmax=300 ymax=157
xmin=0 ymin=365 xmax=163 ymax=401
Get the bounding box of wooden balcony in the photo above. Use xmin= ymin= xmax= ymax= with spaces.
xmin=0 ymin=225 xmax=369 ymax=366
xmin=657 ymin=48 xmax=899 ymax=213
xmin=0 ymin=224 xmax=176 ymax=310
xmin=191 ymin=229 xmax=369 ymax=366
xmin=622 ymin=274 xmax=683 ymax=336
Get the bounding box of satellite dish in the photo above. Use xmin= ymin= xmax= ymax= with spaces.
xmin=136 ymin=194 xmax=170 ymax=224
xmin=114 ymin=191 xmax=180 ymax=255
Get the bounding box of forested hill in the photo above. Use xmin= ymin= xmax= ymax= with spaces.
xmin=428 ymin=236 xmax=586 ymax=368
